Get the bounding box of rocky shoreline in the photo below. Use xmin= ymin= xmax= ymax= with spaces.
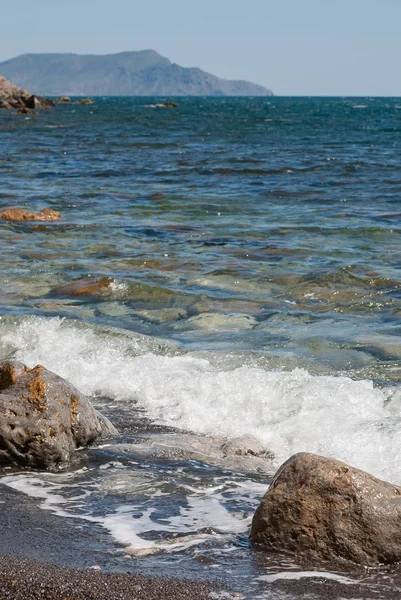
xmin=3 ymin=359 xmax=401 ymax=598
xmin=2 ymin=359 xmax=401 ymax=571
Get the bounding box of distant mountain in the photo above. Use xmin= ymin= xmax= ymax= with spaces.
xmin=0 ymin=50 xmax=273 ymax=97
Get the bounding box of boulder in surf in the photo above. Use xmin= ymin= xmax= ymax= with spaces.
xmin=250 ymin=452 xmax=401 ymax=566
xmin=0 ymin=361 xmax=117 ymax=469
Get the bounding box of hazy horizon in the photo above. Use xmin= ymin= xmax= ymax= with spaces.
xmin=1 ymin=0 xmax=401 ymax=96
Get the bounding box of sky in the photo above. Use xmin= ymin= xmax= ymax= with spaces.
xmin=1 ymin=0 xmax=400 ymax=96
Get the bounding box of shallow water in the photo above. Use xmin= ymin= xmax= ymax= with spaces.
xmin=1 ymin=97 xmax=401 ymax=597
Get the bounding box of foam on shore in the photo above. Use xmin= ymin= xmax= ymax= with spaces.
xmin=0 ymin=316 xmax=400 ymax=483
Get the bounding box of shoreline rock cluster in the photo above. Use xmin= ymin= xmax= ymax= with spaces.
xmin=0 ymin=75 xmax=96 ymax=114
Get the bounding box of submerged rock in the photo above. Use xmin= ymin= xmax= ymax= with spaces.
xmin=0 ymin=361 xmax=117 ymax=469
xmin=134 ymin=307 xmax=187 ymax=324
xmin=1 ymin=208 xmax=60 ymax=222
xmin=54 ymin=276 xmax=114 ymax=298
xmin=250 ymin=452 xmax=401 ymax=566
xmin=176 ymin=312 xmax=257 ymax=330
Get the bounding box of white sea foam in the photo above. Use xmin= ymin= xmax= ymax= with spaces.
xmin=1 ymin=471 xmax=256 ymax=553
xmin=0 ymin=474 xmax=88 ymax=518
xmin=0 ymin=316 xmax=400 ymax=483
xmin=257 ymin=571 xmax=358 ymax=584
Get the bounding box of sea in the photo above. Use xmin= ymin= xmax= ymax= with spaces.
xmin=0 ymin=97 xmax=401 ymax=598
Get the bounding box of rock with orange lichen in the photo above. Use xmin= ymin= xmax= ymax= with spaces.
xmin=0 ymin=361 xmax=117 ymax=469
xmin=1 ymin=207 xmax=61 ymax=222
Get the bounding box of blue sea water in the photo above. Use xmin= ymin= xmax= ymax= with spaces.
xmin=1 ymin=97 xmax=401 ymax=597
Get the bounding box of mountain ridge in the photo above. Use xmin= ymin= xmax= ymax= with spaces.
xmin=0 ymin=50 xmax=273 ymax=97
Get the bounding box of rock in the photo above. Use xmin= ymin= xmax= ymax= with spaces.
xmin=0 ymin=75 xmax=28 ymax=109
xmin=250 ymin=452 xmax=401 ymax=566
xmin=134 ymin=307 xmax=187 ymax=324
xmin=221 ymin=435 xmax=270 ymax=458
xmin=154 ymin=102 xmax=178 ymax=108
xmin=1 ymin=208 xmax=60 ymax=222
xmin=176 ymin=312 xmax=257 ymax=331
xmin=24 ymin=94 xmax=54 ymax=110
xmin=0 ymin=76 xmax=54 ymax=112
xmin=75 ymin=98 xmax=94 ymax=105
xmin=0 ymin=98 xmax=12 ymax=110
xmin=0 ymin=361 xmax=117 ymax=469
xmin=55 ymin=96 xmax=71 ymax=103
xmin=15 ymin=107 xmax=36 ymax=115
xmin=54 ymin=276 xmax=114 ymax=298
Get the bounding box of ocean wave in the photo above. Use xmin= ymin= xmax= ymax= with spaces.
xmin=0 ymin=316 xmax=400 ymax=483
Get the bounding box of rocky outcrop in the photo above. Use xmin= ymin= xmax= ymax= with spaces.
xmin=1 ymin=208 xmax=61 ymax=222
xmin=55 ymin=96 xmax=71 ymax=103
xmin=250 ymin=453 xmax=401 ymax=566
xmin=0 ymin=361 xmax=117 ymax=469
xmin=0 ymin=75 xmax=54 ymax=111
xmin=25 ymin=94 xmax=54 ymax=110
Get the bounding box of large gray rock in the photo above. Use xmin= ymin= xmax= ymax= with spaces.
xmin=0 ymin=361 xmax=117 ymax=469
xmin=250 ymin=452 xmax=401 ymax=566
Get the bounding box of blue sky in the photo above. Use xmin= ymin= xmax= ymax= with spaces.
xmin=1 ymin=0 xmax=400 ymax=96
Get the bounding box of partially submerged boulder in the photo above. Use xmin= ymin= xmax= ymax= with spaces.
xmin=0 ymin=361 xmax=117 ymax=469
xmin=155 ymin=102 xmax=178 ymax=108
xmin=75 ymin=98 xmax=94 ymax=105
xmin=1 ymin=208 xmax=60 ymax=222
xmin=221 ymin=435 xmax=269 ymax=458
xmin=55 ymin=96 xmax=71 ymax=104
xmin=15 ymin=107 xmax=36 ymax=116
xmin=250 ymin=452 xmax=401 ymax=566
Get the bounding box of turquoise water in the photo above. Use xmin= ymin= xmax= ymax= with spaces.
xmin=1 ymin=97 xmax=401 ymax=597
xmin=1 ymin=97 xmax=400 ymax=375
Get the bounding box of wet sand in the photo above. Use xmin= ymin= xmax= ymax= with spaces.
xmin=0 ymin=554 xmax=219 ymax=600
